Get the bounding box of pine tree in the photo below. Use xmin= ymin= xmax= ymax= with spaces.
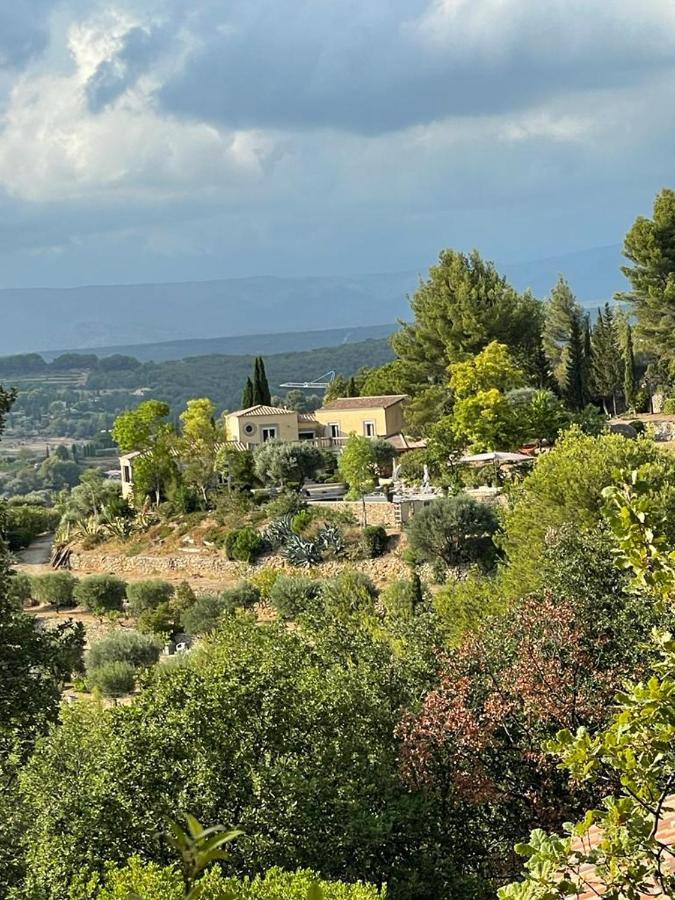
xmin=241 ymin=377 xmax=254 ymax=409
xmin=591 ymin=304 xmax=623 ymax=414
xmin=620 ymin=188 xmax=675 ymax=360
xmin=623 ymin=322 xmax=636 ymax=410
xmin=564 ymin=312 xmax=585 ymax=411
xmin=542 ymin=277 xmax=582 ymax=393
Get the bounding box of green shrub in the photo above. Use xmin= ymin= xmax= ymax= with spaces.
xmin=263 ymin=491 xmax=307 ymax=519
xmin=291 ymin=508 xmax=314 ymax=534
xmin=269 ymin=575 xmax=322 ymax=620
xmin=221 ymin=581 xmax=260 ymax=612
xmin=30 ymin=572 xmax=76 ymax=611
xmin=181 ymin=594 xmax=228 ymax=635
xmin=202 ymin=525 xmax=229 ymax=548
xmin=203 ymin=866 xmax=387 ymax=899
xmin=87 ymin=661 xmax=136 ymax=697
xmin=380 ymin=576 xmax=426 ymax=620
xmin=86 ymin=629 xmax=161 ymax=672
xmin=406 ymin=495 xmax=498 ymax=567
xmin=136 ymin=582 xmax=197 ymax=638
xmin=126 ymin=579 xmax=175 ymax=616
xmin=433 ymin=570 xmax=506 ymax=645
xmin=362 ymin=524 xmax=389 ymax=558
xmin=248 ymin=567 xmax=281 ymax=600
xmin=94 ymin=859 xmax=385 ymax=900
xmin=136 ymin=602 xmax=180 ymax=637
xmin=73 ymin=575 xmax=127 ymax=615
xmin=225 ymin=527 xmax=263 ymax=563
xmin=8 ymin=573 xmax=33 ymax=608
xmin=4 ymin=505 xmax=60 ymax=551
xmin=498 ymin=428 xmax=675 ymax=596
xmin=664 ymin=398 xmax=675 ymax=415
xmin=628 ymin=419 xmax=646 ymax=434
xmin=318 ymin=571 xmax=379 ymax=620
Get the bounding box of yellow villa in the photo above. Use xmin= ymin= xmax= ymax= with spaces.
xmin=314 ymin=395 xmax=408 ymax=441
xmin=119 ymin=394 xmax=418 ymax=495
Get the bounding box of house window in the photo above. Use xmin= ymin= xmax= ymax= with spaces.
xmin=363 ymin=421 xmax=376 ymax=437
xmin=261 ymin=426 xmax=277 ymax=442
xmin=298 ymin=431 xmax=315 ymax=440
xmin=122 ymin=465 xmax=132 ymax=484
xmin=329 ymin=423 xmax=340 ymax=439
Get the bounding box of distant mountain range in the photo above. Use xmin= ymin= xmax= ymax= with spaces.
xmin=0 ymin=244 xmax=628 ymax=357
xmin=40 ymin=324 xmax=398 ymax=364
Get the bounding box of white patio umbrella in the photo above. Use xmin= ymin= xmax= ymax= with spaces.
xmin=457 ymin=451 xmax=533 ymax=464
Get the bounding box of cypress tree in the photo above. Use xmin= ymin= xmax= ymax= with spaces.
xmin=582 ymin=314 xmax=593 ymax=403
xmin=242 ymin=377 xmax=254 ymax=409
xmin=253 ymin=357 xmax=271 ymax=406
xmin=624 ymin=323 xmax=636 ymax=410
xmin=564 ymin=313 xmax=585 ymax=411
xmin=347 ymin=376 xmax=358 ymax=398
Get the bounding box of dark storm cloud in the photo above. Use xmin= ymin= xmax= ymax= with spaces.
xmin=155 ymin=0 xmax=675 ymax=134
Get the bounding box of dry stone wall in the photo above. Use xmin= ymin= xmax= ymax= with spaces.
xmin=68 ymin=548 xmax=413 ymax=586
xmin=309 ymin=499 xmax=398 ymax=528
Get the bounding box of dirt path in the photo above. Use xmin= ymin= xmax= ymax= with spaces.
xmin=14 ymin=533 xmax=53 ymax=575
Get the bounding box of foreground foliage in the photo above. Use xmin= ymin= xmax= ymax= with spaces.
xmin=16 ymin=615 xmax=484 ymax=899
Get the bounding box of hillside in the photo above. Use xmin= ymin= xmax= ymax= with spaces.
xmin=40 ymin=323 xmax=397 ymax=364
xmin=4 ymin=337 xmax=395 ymax=440
xmin=0 ymin=273 xmax=416 ymax=355
xmin=0 ymin=245 xmax=629 ymax=357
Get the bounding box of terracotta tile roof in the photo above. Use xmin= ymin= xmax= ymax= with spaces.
xmin=319 ymin=394 xmax=408 ymax=411
xmin=297 ymin=412 xmax=320 ymax=422
xmin=570 ymin=795 xmax=675 ymax=898
xmin=229 ymin=405 xmax=295 ymax=418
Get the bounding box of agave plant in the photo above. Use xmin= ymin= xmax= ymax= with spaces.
xmin=104 ymin=515 xmax=134 ymax=539
xmin=283 ymin=533 xmax=323 ymax=567
xmin=317 ymin=523 xmax=345 ymax=557
xmin=71 ymin=515 xmax=109 ymax=541
xmin=264 ymin=515 xmax=295 ymax=550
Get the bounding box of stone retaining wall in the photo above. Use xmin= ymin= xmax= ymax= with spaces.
xmin=68 ymin=548 xmax=413 ymax=585
xmin=309 ymin=499 xmax=398 ymax=528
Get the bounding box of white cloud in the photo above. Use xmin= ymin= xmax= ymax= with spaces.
xmin=0 ymin=0 xmax=674 ymax=285
xmin=0 ymin=12 xmax=278 ymax=203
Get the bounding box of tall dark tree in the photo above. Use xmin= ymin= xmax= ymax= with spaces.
xmin=564 ymin=313 xmax=586 ymax=411
xmin=542 ymin=277 xmax=582 ymax=392
xmin=620 ymin=187 xmax=675 ymax=360
xmin=253 ymin=357 xmax=271 ymax=406
xmin=591 ymin=304 xmax=623 ymax=414
xmin=582 ymin=314 xmax=593 ymax=401
xmin=623 ymin=323 xmax=637 ymax=410
xmin=346 ymin=376 xmax=359 ymax=397
xmin=241 ymin=377 xmax=254 ymax=409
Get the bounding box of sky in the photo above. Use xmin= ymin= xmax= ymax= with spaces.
xmin=0 ymin=0 xmax=674 ymax=288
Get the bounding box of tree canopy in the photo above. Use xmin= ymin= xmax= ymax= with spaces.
xmin=391 ymin=249 xmax=543 ymax=387
xmin=620 ymin=187 xmax=675 ymax=360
